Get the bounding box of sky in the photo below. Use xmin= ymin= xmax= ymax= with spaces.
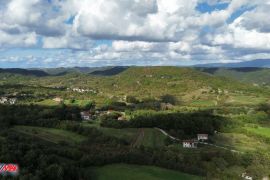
xmin=0 ymin=0 xmax=270 ymax=68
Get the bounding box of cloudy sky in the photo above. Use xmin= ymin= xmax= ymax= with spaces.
xmin=0 ymin=0 xmax=270 ymax=68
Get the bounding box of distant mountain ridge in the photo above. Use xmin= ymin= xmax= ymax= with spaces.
xmin=0 ymin=68 xmax=49 ymax=77
xmin=195 ymin=59 xmax=270 ymax=68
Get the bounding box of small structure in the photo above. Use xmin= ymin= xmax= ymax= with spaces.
xmin=80 ymin=111 xmax=91 ymax=121
xmin=241 ymin=172 xmax=253 ymax=180
xmin=117 ymin=116 xmax=125 ymax=121
xmin=0 ymin=97 xmax=17 ymax=105
xmin=197 ymin=134 xmax=208 ymax=141
xmin=183 ymin=140 xmax=198 ymax=148
xmin=9 ymin=98 xmax=17 ymax=105
xmin=106 ymin=109 xmax=113 ymax=115
xmin=0 ymin=97 xmax=8 ymax=104
xmin=53 ymin=97 xmax=63 ymax=103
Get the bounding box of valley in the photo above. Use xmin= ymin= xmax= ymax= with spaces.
xmin=0 ymin=66 xmax=270 ymax=179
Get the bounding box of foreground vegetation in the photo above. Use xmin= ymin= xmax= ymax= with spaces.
xmin=93 ymin=164 xmax=201 ymax=180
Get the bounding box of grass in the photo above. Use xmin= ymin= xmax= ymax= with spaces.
xmin=93 ymin=164 xmax=202 ymax=180
xmin=35 ymin=99 xmax=60 ymax=106
xmin=189 ymin=100 xmax=216 ymax=107
xmin=134 ymin=128 xmax=167 ymax=148
xmin=13 ymin=126 xmax=86 ymax=144
xmin=245 ymin=126 xmax=270 ymax=138
xmin=212 ymin=132 xmax=270 ymax=152
xmin=230 ymin=95 xmax=268 ymax=105
xmin=64 ymin=99 xmax=92 ymax=107
xmin=82 ymin=121 xmax=138 ymax=142
xmin=82 ymin=122 xmax=167 ymax=147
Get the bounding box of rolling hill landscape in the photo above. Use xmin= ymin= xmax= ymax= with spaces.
xmin=1 ymin=0 xmax=270 ymax=179
xmin=0 ymin=65 xmax=270 ymax=179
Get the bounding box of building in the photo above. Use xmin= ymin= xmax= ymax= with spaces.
xmin=0 ymin=97 xmax=8 ymax=104
xmin=80 ymin=111 xmax=91 ymax=121
xmin=0 ymin=97 xmax=17 ymax=105
xmin=241 ymin=172 xmax=253 ymax=180
xmin=197 ymin=134 xmax=208 ymax=141
xmin=53 ymin=97 xmax=63 ymax=103
xmin=183 ymin=140 xmax=198 ymax=148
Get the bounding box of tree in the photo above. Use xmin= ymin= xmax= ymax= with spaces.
xmin=126 ymin=96 xmax=139 ymax=104
xmin=160 ymin=94 xmax=178 ymax=105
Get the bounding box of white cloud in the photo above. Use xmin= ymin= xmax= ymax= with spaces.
xmin=0 ymin=0 xmax=270 ymax=67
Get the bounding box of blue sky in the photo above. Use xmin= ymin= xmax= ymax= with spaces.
xmin=0 ymin=0 xmax=269 ymax=68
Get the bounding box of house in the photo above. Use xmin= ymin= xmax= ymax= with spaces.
xmin=9 ymin=98 xmax=17 ymax=105
xmin=0 ymin=97 xmax=17 ymax=105
xmin=53 ymin=97 xmax=63 ymax=103
xmin=183 ymin=140 xmax=198 ymax=148
xmin=117 ymin=116 xmax=125 ymax=121
xmin=0 ymin=97 xmax=8 ymax=104
xmin=106 ymin=109 xmax=113 ymax=115
xmin=80 ymin=111 xmax=91 ymax=121
xmin=197 ymin=134 xmax=208 ymax=141
xmin=241 ymin=172 xmax=253 ymax=180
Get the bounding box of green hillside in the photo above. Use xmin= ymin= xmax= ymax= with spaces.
xmin=1 ymin=67 xmax=268 ymax=106
xmin=197 ymin=67 xmax=270 ymax=86
xmin=93 ymin=164 xmax=201 ymax=180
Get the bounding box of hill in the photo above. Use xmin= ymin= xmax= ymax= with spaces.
xmin=194 ymin=59 xmax=270 ymax=68
xmin=0 ymin=68 xmax=49 ymax=77
xmin=197 ymin=67 xmax=270 ymax=85
xmin=90 ymin=66 xmax=129 ymax=76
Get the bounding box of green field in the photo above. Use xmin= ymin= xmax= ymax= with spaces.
xmin=133 ymin=128 xmax=167 ymax=148
xmin=82 ymin=122 xmax=167 ymax=147
xmin=93 ymin=164 xmax=201 ymax=180
xmin=212 ymin=133 xmax=270 ymax=152
xmin=230 ymin=95 xmax=268 ymax=105
xmin=245 ymin=126 xmax=270 ymax=138
xmin=13 ymin=126 xmax=86 ymax=144
xmin=82 ymin=122 xmax=139 ymax=142
xmin=35 ymin=99 xmax=60 ymax=106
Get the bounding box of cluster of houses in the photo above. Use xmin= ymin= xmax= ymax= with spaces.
xmin=182 ymin=134 xmax=208 ymax=148
xmin=67 ymin=88 xmax=97 ymax=94
xmin=0 ymin=97 xmax=17 ymax=105
xmin=80 ymin=109 xmax=126 ymax=121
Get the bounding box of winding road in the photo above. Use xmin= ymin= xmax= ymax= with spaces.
xmin=154 ymin=127 xmax=243 ymax=153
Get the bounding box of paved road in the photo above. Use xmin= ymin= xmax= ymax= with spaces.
xmin=155 ymin=127 xmax=243 ymax=153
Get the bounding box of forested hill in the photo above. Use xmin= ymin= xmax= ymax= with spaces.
xmin=1 ymin=67 xmax=267 ymax=102
xmin=0 ymin=68 xmax=49 ymax=77
xmin=197 ymin=67 xmax=270 ymax=85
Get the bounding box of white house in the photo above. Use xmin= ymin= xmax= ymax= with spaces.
xmin=0 ymin=97 xmax=8 ymax=104
xmin=183 ymin=140 xmax=198 ymax=148
xmin=197 ymin=134 xmax=208 ymax=141
xmin=0 ymin=97 xmax=17 ymax=105
xmin=117 ymin=116 xmax=125 ymax=121
xmin=53 ymin=97 xmax=63 ymax=103
xmin=9 ymin=98 xmax=17 ymax=105
xmin=80 ymin=111 xmax=91 ymax=121
xmin=241 ymin=172 xmax=253 ymax=180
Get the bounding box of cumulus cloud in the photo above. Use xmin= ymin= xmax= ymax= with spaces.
xmin=0 ymin=0 xmax=270 ymax=67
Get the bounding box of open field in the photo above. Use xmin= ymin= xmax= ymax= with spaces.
xmin=230 ymin=95 xmax=268 ymax=105
xmin=133 ymin=128 xmax=167 ymax=148
xmin=244 ymin=126 xmax=270 ymax=139
xmin=212 ymin=133 xmax=270 ymax=152
xmin=13 ymin=126 xmax=86 ymax=144
xmin=82 ymin=122 xmax=167 ymax=147
xmin=93 ymin=164 xmax=202 ymax=180
xmin=82 ymin=122 xmax=139 ymax=142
